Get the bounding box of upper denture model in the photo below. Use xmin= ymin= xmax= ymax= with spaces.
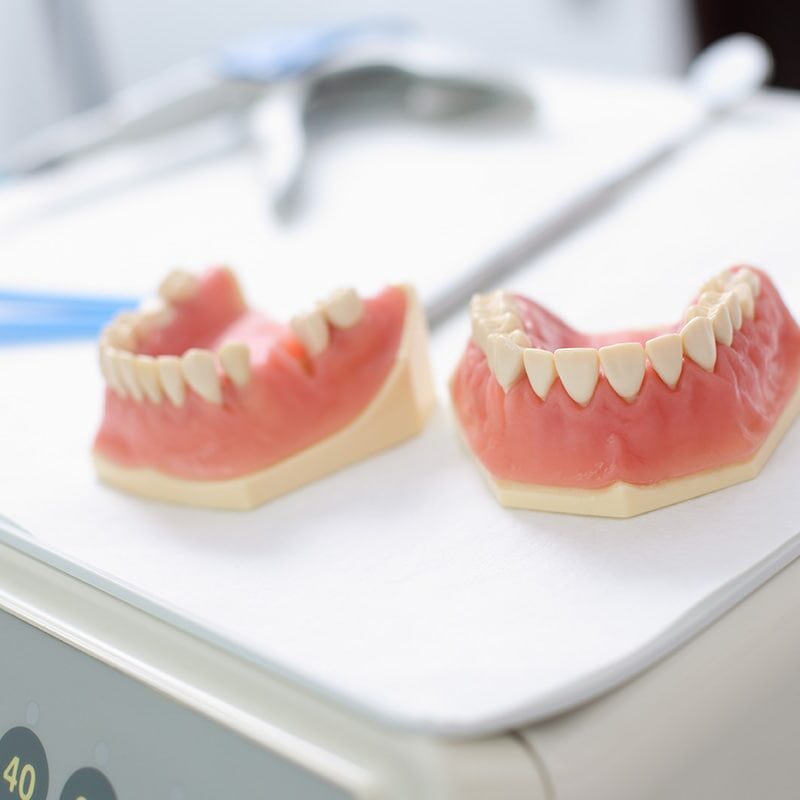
xmin=451 ymin=267 xmax=800 ymax=518
xmin=93 ymin=267 xmax=436 ymax=509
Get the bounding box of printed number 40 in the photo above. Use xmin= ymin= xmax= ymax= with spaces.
xmin=2 ymin=756 xmax=36 ymax=800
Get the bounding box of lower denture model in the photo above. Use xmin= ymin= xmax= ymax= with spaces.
xmin=93 ymin=267 xmax=436 ymax=509
xmin=451 ymin=267 xmax=800 ymax=517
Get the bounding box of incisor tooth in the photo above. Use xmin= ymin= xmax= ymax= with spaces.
xmin=290 ymin=310 xmax=329 ymax=357
xmin=645 ymin=334 xmax=683 ymax=389
xmin=732 ymin=267 xmax=760 ymax=296
xmin=488 ymin=334 xmax=525 ymax=392
xmin=323 ymin=288 xmax=364 ymax=329
xmin=722 ymin=291 xmax=742 ymax=330
xmin=182 ymin=349 xmax=222 ymax=404
xmin=599 ymin=343 xmax=646 ymax=400
xmin=523 ymin=349 xmax=557 ymax=400
xmin=732 ymin=282 xmax=755 ymax=319
xmin=116 ymin=351 xmax=143 ymax=402
xmin=554 ymin=348 xmax=599 ymax=406
xmin=159 ymin=269 xmax=199 ymax=303
xmin=157 ymin=356 xmax=185 ymax=407
xmin=709 ymin=304 xmax=733 ymax=346
xmin=135 ymin=355 xmax=162 ymax=404
xmin=681 ymin=316 xmax=716 ymax=371
xmin=219 ymin=342 xmax=251 ymax=387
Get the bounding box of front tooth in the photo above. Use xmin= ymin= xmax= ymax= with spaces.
xmin=554 ymin=348 xmax=599 ymax=406
xmin=291 ymin=310 xmax=330 ymax=357
xmin=219 ymin=342 xmax=251 ymax=388
xmin=709 ymin=304 xmax=733 ymax=346
xmin=159 ymin=269 xmax=199 ymax=303
xmin=134 ymin=356 xmax=163 ymax=404
xmin=523 ymin=348 xmax=557 ymax=400
xmin=157 ymin=356 xmax=185 ymax=407
xmin=99 ymin=346 xmax=126 ymax=397
xmin=323 ymin=288 xmax=364 ymax=329
xmin=732 ymin=267 xmax=760 ymax=296
xmin=181 ymin=349 xmax=222 ymax=404
xmin=722 ymin=290 xmax=742 ymax=330
xmin=116 ymin=351 xmax=144 ymax=402
xmin=599 ymin=343 xmax=646 ymax=400
xmin=488 ymin=334 xmax=525 ymax=392
xmin=681 ymin=316 xmax=716 ymax=371
xmin=645 ymin=334 xmax=683 ymax=389
xmin=732 ymin=282 xmax=755 ymax=319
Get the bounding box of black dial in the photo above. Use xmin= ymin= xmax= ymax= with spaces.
xmin=0 ymin=727 xmax=49 ymax=800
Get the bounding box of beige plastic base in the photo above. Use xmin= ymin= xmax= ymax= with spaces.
xmin=94 ymin=286 xmax=436 ymax=510
xmin=459 ymin=378 xmax=800 ymax=519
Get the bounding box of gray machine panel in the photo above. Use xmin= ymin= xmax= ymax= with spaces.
xmin=0 ymin=608 xmax=350 ymax=800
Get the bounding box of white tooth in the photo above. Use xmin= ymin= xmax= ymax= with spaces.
xmin=99 ymin=346 xmax=126 ymax=397
xmin=134 ymin=355 xmax=163 ymax=404
xmin=732 ymin=282 xmax=755 ymax=319
xmin=158 ymin=269 xmax=199 ymax=303
xmin=290 ymin=310 xmax=330 ymax=357
xmin=732 ymin=267 xmax=760 ymax=296
xmin=219 ymin=342 xmax=251 ymax=388
xmin=685 ymin=305 xmax=710 ymax=322
xmin=102 ymin=320 xmax=137 ymax=351
xmin=508 ymin=329 xmax=530 ymax=348
xmin=157 ymin=356 xmax=185 ymax=407
xmin=700 ymin=277 xmax=726 ymax=294
xmin=488 ymin=334 xmax=525 ymax=392
xmin=135 ymin=297 xmax=174 ymax=335
xmin=471 ymin=290 xmax=514 ymax=315
xmin=599 ymin=343 xmax=646 ymax=400
xmin=181 ymin=349 xmax=222 ymax=404
xmin=116 ymin=351 xmax=144 ymax=402
xmin=554 ymin=348 xmax=599 ymax=406
xmin=472 ymin=311 xmax=522 ymax=352
xmin=323 ymin=288 xmax=364 ymax=329
xmin=523 ymin=348 xmax=557 ymax=400
xmin=645 ymin=334 xmax=683 ymax=389
xmin=722 ymin=290 xmax=742 ymax=330
xmin=698 ymin=290 xmax=722 ymax=306
xmin=709 ymin=304 xmax=733 ymax=346
xmin=681 ymin=316 xmax=716 ymax=371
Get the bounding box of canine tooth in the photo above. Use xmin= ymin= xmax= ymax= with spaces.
xmin=159 ymin=269 xmax=199 ymax=303
xmin=709 ymin=304 xmax=733 ymax=346
xmin=488 ymin=334 xmax=525 ymax=392
xmin=134 ymin=356 xmax=162 ymax=404
xmin=219 ymin=342 xmax=251 ymax=388
xmin=681 ymin=317 xmax=716 ymax=371
xmin=323 ymin=288 xmax=364 ymax=329
xmin=291 ymin=310 xmax=330 ymax=357
xmin=157 ymin=356 xmax=185 ymax=407
xmin=732 ymin=282 xmax=755 ymax=319
xmin=554 ymin=348 xmax=599 ymax=406
xmin=645 ymin=334 xmax=683 ymax=389
xmin=523 ymin=348 xmax=557 ymax=400
xmin=732 ymin=267 xmax=760 ymax=296
xmin=599 ymin=343 xmax=646 ymax=400
xmin=116 ymin=351 xmax=144 ymax=402
xmin=721 ymin=291 xmax=742 ymax=330
xmin=182 ymin=349 xmax=222 ymax=404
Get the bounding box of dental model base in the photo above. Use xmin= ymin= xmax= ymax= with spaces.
xmin=451 ymin=267 xmax=800 ymax=518
xmin=93 ymin=268 xmax=436 ymax=509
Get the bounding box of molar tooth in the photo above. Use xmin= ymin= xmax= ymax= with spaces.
xmin=685 ymin=305 xmax=710 ymax=322
xmin=645 ymin=334 xmax=683 ymax=389
xmin=698 ymin=291 xmax=722 ymax=306
xmin=554 ymin=348 xmax=599 ymax=406
xmin=159 ymin=269 xmax=199 ymax=303
xmin=290 ymin=309 xmax=330 ymax=357
xmin=599 ymin=343 xmax=646 ymax=401
xmin=709 ymin=304 xmax=733 ymax=346
xmin=182 ymin=349 xmax=222 ymax=404
xmin=134 ymin=355 xmax=162 ymax=404
xmin=116 ymin=351 xmax=144 ymax=402
xmin=722 ymin=290 xmax=742 ymax=330
xmin=135 ymin=297 xmax=174 ymax=335
xmin=157 ymin=356 xmax=185 ymax=407
xmin=523 ymin=349 xmax=557 ymax=400
xmin=488 ymin=334 xmax=525 ymax=392
xmin=323 ymin=288 xmax=364 ymax=329
xmin=102 ymin=320 xmax=137 ymax=352
xmin=732 ymin=267 xmax=760 ymax=296
xmin=219 ymin=342 xmax=251 ymax=388
xmin=472 ymin=311 xmax=521 ymax=352
xmin=700 ymin=277 xmax=726 ymax=294
xmin=681 ymin=317 xmax=716 ymax=371
xmin=732 ymin=282 xmax=755 ymax=319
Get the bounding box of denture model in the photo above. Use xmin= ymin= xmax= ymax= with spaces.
xmin=93 ymin=267 xmax=436 ymax=509
xmin=451 ymin=267 xmax=800 ymax=517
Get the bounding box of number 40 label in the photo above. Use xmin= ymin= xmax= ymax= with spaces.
xmin=3 ymin=756 xmax=36 ymax=800
xmin=0 ymin=729 xmax=48 ymax=800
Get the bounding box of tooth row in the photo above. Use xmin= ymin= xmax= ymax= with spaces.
xmin=474 ymin=267 xmax=762 ymax=404
xmin=98 ymin=343 xmax=253 ymax=405
xmin=290 ymin=287 xmax=365 ymax=357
